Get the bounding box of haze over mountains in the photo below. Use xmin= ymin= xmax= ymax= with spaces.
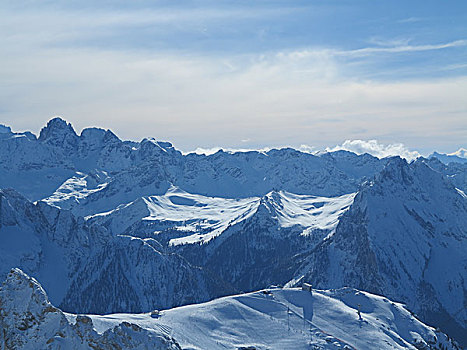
xmin=0 ymin=118 xmax=466 ymax=349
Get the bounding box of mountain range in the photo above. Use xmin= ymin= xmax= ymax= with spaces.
xmin=0 ymin=118 xmax=466 ymax=348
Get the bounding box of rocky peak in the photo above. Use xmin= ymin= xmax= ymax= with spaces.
xmin=0 ymin=268 xmax=51 ymax=312
xmin=368 ymin=157 xmax=455 ymax=200
xmin=261 ymin=190 xmax=283 ymax=210
xmin=0 ymin=269 xmax=183 ymax=349
xmin=253 ymin=191 xmax=283 ymax=225
xmin=39 ymin=117 xmax=77 ymax=141
xmin=80 ymin=127 xmax=120 ymax=145
xmin=375 ymin=156 xmax=413 ymax=186
xmin=0 ymin=268 xmax=62 ymax=349
xmin=136 ymin=138 xmax=181 ymax=164
xmin=0 ymin=124 xmax=12 ymax=134
xmin=38 ymin=117 xmax=79 ymax=154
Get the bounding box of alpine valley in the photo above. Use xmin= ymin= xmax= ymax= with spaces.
xmin=0 ymin=118 xmax=466 ymax=349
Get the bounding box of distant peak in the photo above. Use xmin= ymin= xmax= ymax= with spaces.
xmin=80 ymin=127 xmax=120 ymax=144
xmin=80 ymin=126 xmax=106 ymax=138
xmin=141 ymin=138 xmax=173 ymax=147
xmin=38 ymin=117 xmax=77 ymax=141
xmin=44 ymin=116 xmax=69 ymax=128
xmin=0 ymin=124 xmax=12 ymax=134
xmin=140 ymin=138 xmax=176 ymax=154
xmin=429 ymin=148 xmax=467 ymax=164
xmin=103 ymin=129 xmax=120 ymax=143
xmin=449 ymin=148 xmax=467 ymax=158
xmin=376 ymin=156 xmax=413 ymax=185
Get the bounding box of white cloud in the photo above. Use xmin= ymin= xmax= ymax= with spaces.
xmin=297 ymin=145 xmax=318 ymax=154
xmin=326 ymin=140 xmax=421 ymax=161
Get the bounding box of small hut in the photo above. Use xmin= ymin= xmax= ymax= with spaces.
xmin=302 ymin=282 xmax=312 ymax=293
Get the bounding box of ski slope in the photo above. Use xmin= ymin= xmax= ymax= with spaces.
xmin=83 ymin=288 xmax=456 ymax=350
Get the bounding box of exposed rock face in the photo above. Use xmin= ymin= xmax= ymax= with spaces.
xmin=59 ymin=235 xmax=231 ymax=314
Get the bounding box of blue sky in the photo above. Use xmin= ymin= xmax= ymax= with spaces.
xmin=1 ymin=0 xmax=466 ymax=154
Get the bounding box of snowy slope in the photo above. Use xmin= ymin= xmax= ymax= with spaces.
xmin=84 ymin=187 xmax=356 ymax=296
xmin=42 ymin=148 xmax=378 ymax=218
xmin=1 ymin=269 xmax=460 ymax=350
xmin=87 ymin=186 xmax=355 ymax=246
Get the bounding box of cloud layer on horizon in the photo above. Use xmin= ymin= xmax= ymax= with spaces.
xmin=188 ymin=140 xmax=421 ymax=161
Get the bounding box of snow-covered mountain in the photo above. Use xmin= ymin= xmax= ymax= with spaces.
xmin=291 ymin=158 xmax=467 ymax=346
xmin=429 ymin=149 xmax=467 ymax=165
xmin=85 ymin=185 xmax=355 ymax=246
xmin=84 ymin=186 xmax=356 ymax=296
xmin=1 ymin=269 xmax=460 ymax=350
xmin=1 ymin=118 xmax=466 ymax=347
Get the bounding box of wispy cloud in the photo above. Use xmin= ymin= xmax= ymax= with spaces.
xmin=286 ymin=39 xmax=467 ymax=60
xmin=340 ymin=39 xmax=467 ymax=56
xmin=442 ymin=63 xmax=467 ymax=71
xmin=367 ymin=37 xmax=413 ymax=47
xmin=397 ymin=17 xmax=426 ymax=24
xmin=0 ymin=4 xmax=303 ymax=53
